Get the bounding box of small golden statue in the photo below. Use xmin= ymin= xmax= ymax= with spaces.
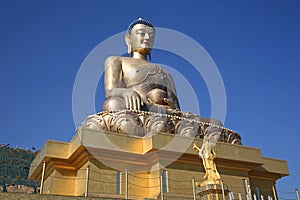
xmin=193 ymin=136 xmax=221 ymax=186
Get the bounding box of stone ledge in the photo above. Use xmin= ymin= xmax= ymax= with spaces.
xmin=29 ymin=128 xmax=289 ymax=181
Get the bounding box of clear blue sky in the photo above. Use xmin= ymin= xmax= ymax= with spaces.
xmin=0 ymin=0 xmax=299 ymax=194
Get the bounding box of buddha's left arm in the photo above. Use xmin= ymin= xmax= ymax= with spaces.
xmin=165 ymin=73 xmax=181 ymax=110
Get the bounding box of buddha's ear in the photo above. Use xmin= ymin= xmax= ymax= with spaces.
xmin=125 ymin=34 xmax=131 ymax=54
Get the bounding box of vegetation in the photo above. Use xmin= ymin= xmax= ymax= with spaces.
xmin=0 ymin=145 xmax=39 ymax=192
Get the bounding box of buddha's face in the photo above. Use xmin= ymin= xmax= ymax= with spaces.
xmin=127 ymin=24 xmax=155 ymax=55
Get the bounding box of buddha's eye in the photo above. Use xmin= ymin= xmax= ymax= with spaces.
xmin=136 ymin=30 xmax=146 ymax=36
xmin=148 ymin=33 xmax=154 ymax=38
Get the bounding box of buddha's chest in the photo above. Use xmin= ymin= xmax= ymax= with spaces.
xmin=122 ymin=62 xmax=168 ymax=87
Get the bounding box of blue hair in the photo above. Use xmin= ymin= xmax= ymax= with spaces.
xmin=127 ymin=18 xmax=154 ymax=34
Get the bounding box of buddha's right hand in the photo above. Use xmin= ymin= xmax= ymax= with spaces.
xmin=106 ymin=88 xmax=143 ymax=110
xmin=122 ymin=89 xmax=143 ymax=110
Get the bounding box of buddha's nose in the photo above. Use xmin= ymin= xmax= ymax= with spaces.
xmin=144 ymin=33 xmax=150 ymax=40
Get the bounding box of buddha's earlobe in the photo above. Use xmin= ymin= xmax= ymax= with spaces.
xmin=127 ymin=45 xmax=132 ymax=55
xmin=125 ymin=34 xmax=131 ymax=54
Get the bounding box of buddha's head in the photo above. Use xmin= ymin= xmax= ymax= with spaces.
xmin=125 ymin=18 xmax=155 ymax=56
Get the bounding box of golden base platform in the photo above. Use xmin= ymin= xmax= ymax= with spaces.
xmin=29 ymin=128 xmax=289 ymax=199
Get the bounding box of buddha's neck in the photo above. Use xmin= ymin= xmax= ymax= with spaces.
xmin=132 ymin=52 xmax=147 ymax=60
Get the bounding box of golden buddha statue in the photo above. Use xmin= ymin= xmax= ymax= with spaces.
xmin=102 ymin=18 xmax=180 ymax=114
xmin=82 ymin=18 xmax=242 ymax=144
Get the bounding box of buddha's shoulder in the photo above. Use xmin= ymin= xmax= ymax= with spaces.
xmin=105 ymin=56 xmax=122 ymax=64
xmin=105 ymin=56 xmax=134 ymax=65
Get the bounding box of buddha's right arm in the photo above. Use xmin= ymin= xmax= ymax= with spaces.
xmin=104 ymin=56 xmax=123 ymax=96
xmin=104 ymin=56 xmax=143 ymax=110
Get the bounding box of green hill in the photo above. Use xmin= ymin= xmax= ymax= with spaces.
xmin=0 ymin=145 xmax=39 ymax=192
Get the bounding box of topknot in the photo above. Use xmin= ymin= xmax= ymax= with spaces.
xmin=127 ymin=18 xmax=154 ymax=34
